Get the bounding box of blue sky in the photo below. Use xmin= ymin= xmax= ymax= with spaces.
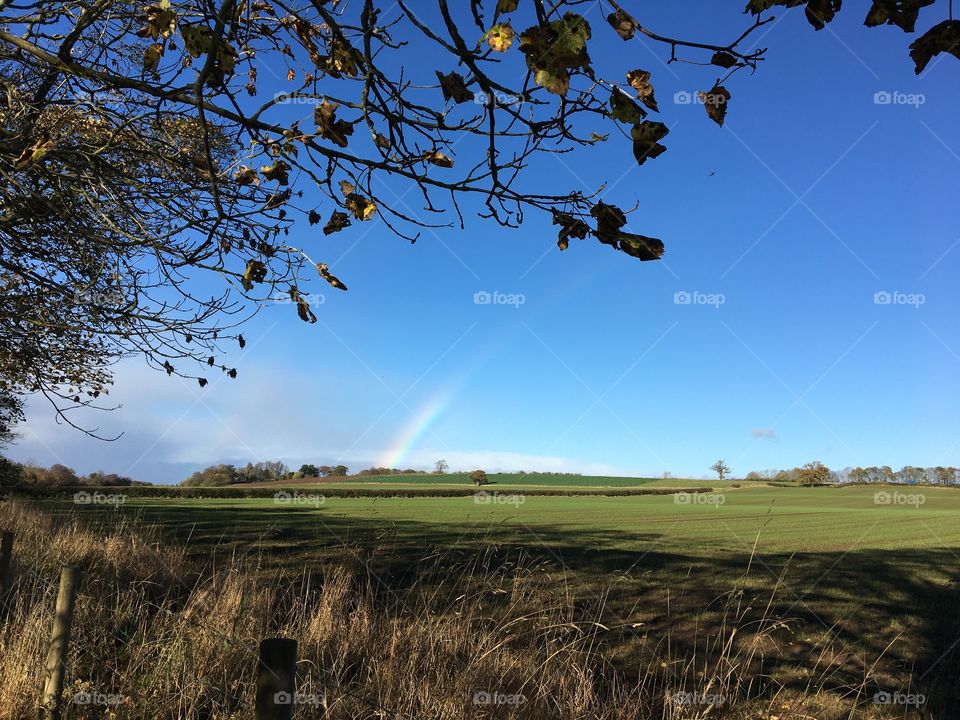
xmin=10 ymin=2 xmax=960 ymax=483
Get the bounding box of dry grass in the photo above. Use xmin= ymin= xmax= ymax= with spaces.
xmin=0 ymin=499 xmax=919 ymax=719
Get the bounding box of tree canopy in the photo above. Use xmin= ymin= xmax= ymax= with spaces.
xmin=1 ymin=0 xmax=956 ymax=432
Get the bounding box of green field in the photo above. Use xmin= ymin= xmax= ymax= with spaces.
xmin=249 ymin=472 xmax=727 ymax=491
xmin=44 ymin=483 xmax=960 ymax=715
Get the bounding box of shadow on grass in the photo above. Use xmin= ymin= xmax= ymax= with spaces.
xmin=57 ymin=500 xmax=960 ymax=714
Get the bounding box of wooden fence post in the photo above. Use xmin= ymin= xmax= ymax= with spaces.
xmin=255 ymin=638 xmax=297 ymax=720
xmin=0 ymin=532 xmax=12 ymax=618
xmin=40 ymin=565 xmax=81 ymax=720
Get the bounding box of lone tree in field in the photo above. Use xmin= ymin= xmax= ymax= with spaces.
xmin=711 ymin=460 xmax=730 ymax=482
xmin=469 ymin=469 xmax=489 ymax=487
xmin=1 ymin=1 xmax=956 ymax=432
xmin=434 ymin=459 xmax=449 ymax=475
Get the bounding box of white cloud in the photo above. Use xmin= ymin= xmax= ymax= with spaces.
xmin=751 ymin=428 xmax=778 ymax=440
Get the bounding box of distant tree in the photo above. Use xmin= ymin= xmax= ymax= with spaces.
xmin=796 ymin=461 xmax=831 ymax=485
xmin=710 ymin=460 xmax=730 ymax=481
xmin=298 ymin=464 xmax=319 ymax=478
xmin=434 ymin=459 xmax=449 ymax=474
xmin=849 ymin=467 xmax=868 ymax=484
xmin=934 ymin=466 xmax=958 ymax=486
xmin=896 ymin=465 xmax=926 ymax=484
xmin=332 ymin=465 xmax=349 ymax=477
xmin=469 ymin=470 xmax=489 ymax=487
xmin=744 ymin=471 xmax=763 ymax=481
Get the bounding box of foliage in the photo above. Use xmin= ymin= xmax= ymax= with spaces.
xmin=710 ymin=459 xmax=730 ymax=481
xmin=469 ymin=468 xmax=489 ymax=486
xmin=2 ymin=1 xmax=952 ymax=431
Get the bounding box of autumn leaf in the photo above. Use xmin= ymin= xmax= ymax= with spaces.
xmin=435 ymin=71 xmax=473 ymax=103
xmin=630 ymin=121 xmax=669 ymax=165
xmin=496 ymin=0 xmax=519 ymax=13
xmin=373 ymin=131 xmax=391 ymax=149
xmin=590 ymin=201 xmax=627 ymax=246
xmin=317 ymin=263 xmax=348 ymax=291
xmin=909 ymin=20 xmax=960 ymax=74
xmin=519 ymin=13 xmax=593 ymax=96
xmin=338 ymin=179 xmax=355 ymax=196
xmin=179 ymin=23 xmax=212 ymax=58
xmin=345 ymin=194 xmax=377 ymax=221
xmin=260 ymin=160 xmax=290 ymax=184
xmin=137 ymin=1 xmax=177 ymax=40
xmin=424 ymin=150 xmax=454 ymax=168
xmin=610 ymin=89 xmax=645 ymax=124
xmin=698 ymin=84 xmax=731 ymax=126
xmin=626 ymin=69 xmax=659 ymax=112
xmin=865 ymin=0 xmax=934 ymax=32
xmin=483 ymin=23 xmax=515 ymax=52
xmin=290 ymin=286 xmax=317 ymax=323
xmin=323 ymin=211 xmax=351 ymax=235
xmin=711 ymin=51 xmax=739 ymax=68
xmin=13 ymin=134 xmax=56 ymax=170
xmin=308 ymin=209 xmax=322 ymax=225
xmin=143 ymin=43 xmax=164 ymax=74
xmin=235 ymin=166 xmax=259 ymax=186
xmin=553 ymin=211 xmax=590 ymax=251
xmin=198 ymin=378 xmax=208 ymax=387
xmin=617 ymin=232 xmax=664 ymax=261
xmin=241 ymin=260 xmax=267 ymax=290
xmin=324 ymin=36 xmax=364 ymax=78
xmin=607 ymin=10 xmax=636 ymax=40
xmin=314 ymin=100 xmax=355 ymax=147
xmin=238 ymin=334 xmax=246 ymax=348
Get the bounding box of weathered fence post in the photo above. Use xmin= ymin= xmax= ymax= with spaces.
xmin=255 ymin=638 xmax=297 ymax=720
xmin=40 ymin=565 xmax=81 ymax=720
xmin=0 ymin=531 xmax=12 ymax=617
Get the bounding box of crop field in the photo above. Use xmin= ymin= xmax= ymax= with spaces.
xmin=27 ymin=482 xmax=959 ymax=717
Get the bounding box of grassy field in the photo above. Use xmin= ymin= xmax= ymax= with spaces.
xmin=7 ymin=483 xmax=959 ymax=718
xmin=245 ymin=472 xmax=729 ymax=491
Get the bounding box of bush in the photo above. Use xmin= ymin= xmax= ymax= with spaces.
xmin=469 ymin=469 xmax=489 ymax=486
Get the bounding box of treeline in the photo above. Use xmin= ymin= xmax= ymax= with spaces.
xmin=0 ymin=457 xmax=147 ymax=487
xmin=744 ymin=462 xmax=960 ymax=486
xmin=356 ymin=467 xmax=423 ymax=476
xmin=182 ymin=461 xmax=355 ymax=486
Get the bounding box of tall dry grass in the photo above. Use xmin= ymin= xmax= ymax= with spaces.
xmin=0 ymin=499 xmax=909 ymax=719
